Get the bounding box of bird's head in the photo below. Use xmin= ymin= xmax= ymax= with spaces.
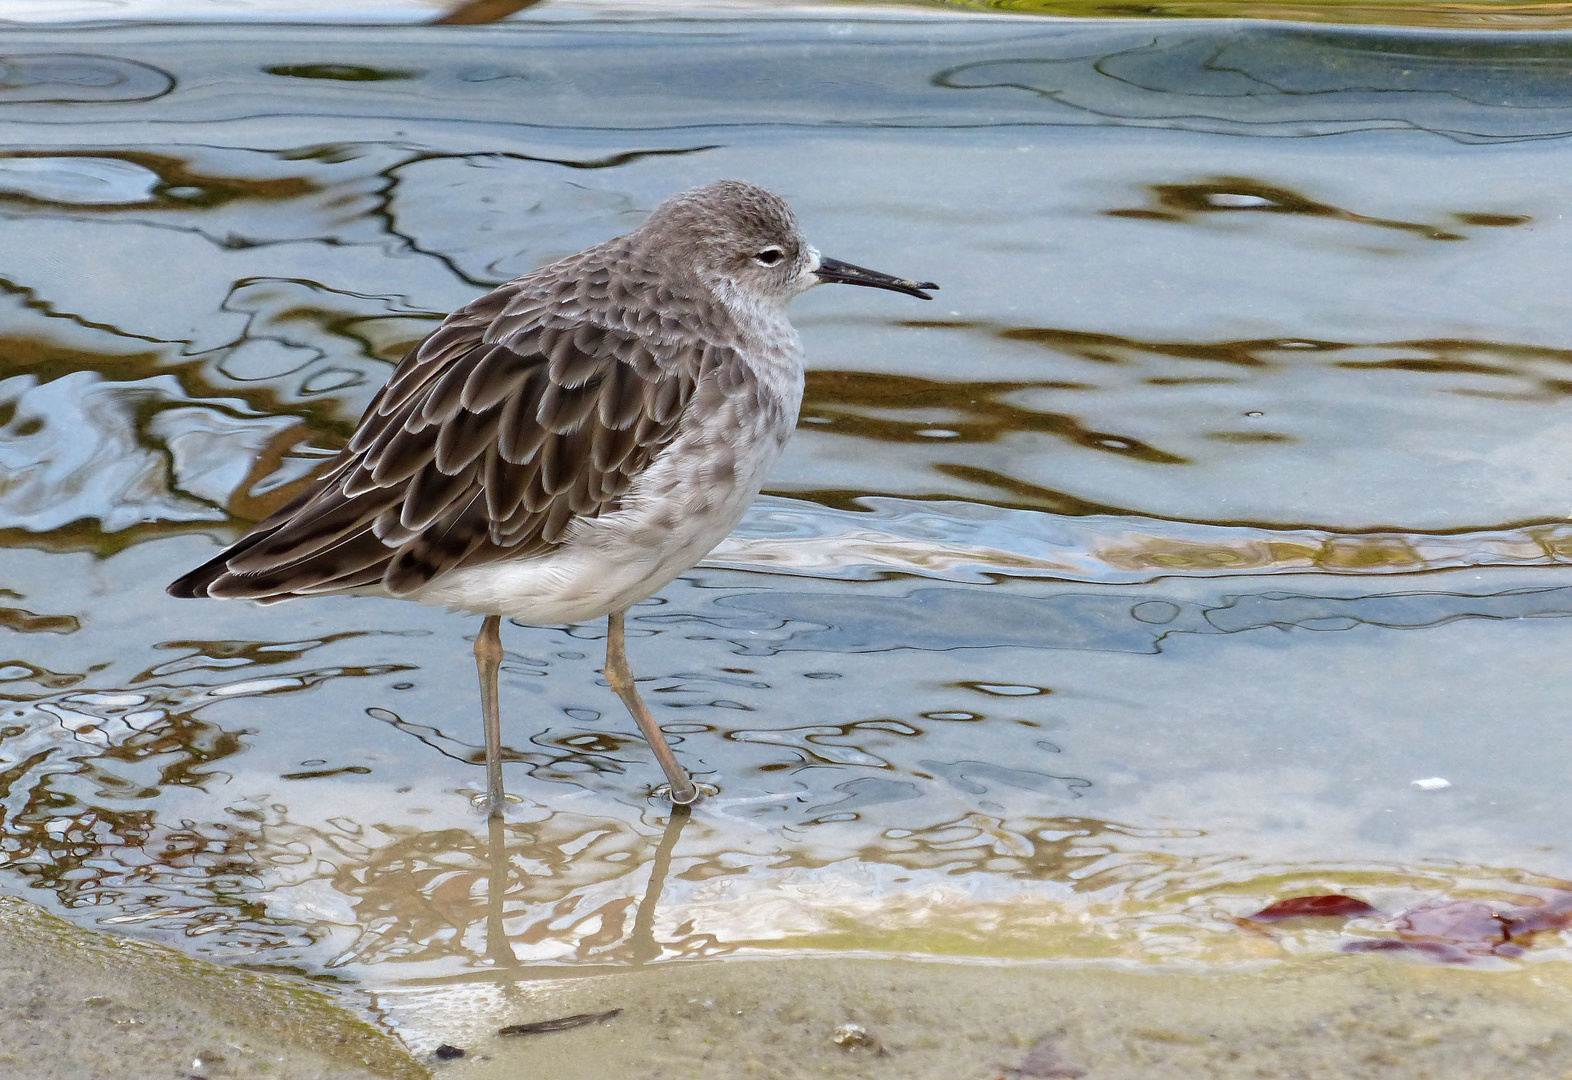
xmin=637 ymin=180 xmax=937 ymax=308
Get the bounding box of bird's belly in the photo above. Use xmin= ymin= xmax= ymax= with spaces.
xmin=408 ymin=534 xmax=716 ymax=622
xmin=409 ymin=421 xmax=789 ymax=624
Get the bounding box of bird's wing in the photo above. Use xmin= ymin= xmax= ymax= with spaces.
xmin=168 ymin=263 xmax=738 ymax=601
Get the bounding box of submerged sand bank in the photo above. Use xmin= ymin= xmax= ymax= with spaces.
xmin=9 ymin=884 xmax=1572 ymax=1079
xmin=426 ymin=953 xmax=1572 ymax=1079
xmin=0 ymin=894 xmax=425 ymax=1080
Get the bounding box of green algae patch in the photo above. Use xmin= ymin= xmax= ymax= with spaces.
xmin=0 ymin=894 xmax=426 ymax=1080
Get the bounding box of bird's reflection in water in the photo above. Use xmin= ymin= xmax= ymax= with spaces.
xmin=485 ymin=813 xmax=517 ymax=969
xmin=482 ymin=804 xmax=693 ymax=975
xmin=630 ymin=805 xmax=691 ymax=967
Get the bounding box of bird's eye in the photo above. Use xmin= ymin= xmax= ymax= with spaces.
xmin=753 ymin=247 xmax=785 ymax=266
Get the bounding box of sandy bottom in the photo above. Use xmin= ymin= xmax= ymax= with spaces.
xmin=0 ymin=895 xmax=423 ymax=1080
xmin=429 ymin=954 xmax=1572 ymax=1080
xmin=10 ymin=884 xmax=1572 ymax=1080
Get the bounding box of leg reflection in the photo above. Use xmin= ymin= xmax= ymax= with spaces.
xmin=630 ymin=805 xmax=691 ymax=966
xmin=486 ymin=811 xmax=519 ymax=968
xmin=484 ymin=805 xmax=692 ymax=972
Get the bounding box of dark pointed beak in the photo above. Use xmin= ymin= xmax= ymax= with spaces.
xmin=815 ymin=256 xmax=938 ymax=300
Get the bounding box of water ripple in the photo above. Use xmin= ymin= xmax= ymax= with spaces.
xmin=716 ymin=495 xmax=1572 ymax=584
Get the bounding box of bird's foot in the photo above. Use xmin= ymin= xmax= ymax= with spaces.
xmin=469 ymin=790 xmax=524 ymax=817
xmin=654 ymin=780 xmax=717 ymax=806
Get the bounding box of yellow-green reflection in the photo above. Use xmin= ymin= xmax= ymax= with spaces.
xmin=906 ymin=0 xmax=1572 ymax=30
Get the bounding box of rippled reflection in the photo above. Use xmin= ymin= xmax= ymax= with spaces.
xmin=928 ymin=0 xmax=1572 ymax=30
xmin=3 ymin=8 xmax=1572 ymax=997
xmin=1105 ymin=176 xmax=1532 ymax=240
xmin=0 ymin=52 xmax=172 ymax=103
xmin=5 ymin=552 xmax=1572 ymax=978
xmin=18 ymin=327 xmax=1572 ymax=556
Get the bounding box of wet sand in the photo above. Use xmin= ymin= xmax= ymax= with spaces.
xmin=10 ymin=882 xmax=1572 ymax=1078
xmin=429 ymin=953 xmax=1572 ymax=1079
xmin=0 ymin=894 xmax=425 ymax=1080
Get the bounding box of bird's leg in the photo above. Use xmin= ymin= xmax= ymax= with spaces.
xmin=605 ymin=610 xmax=701 ymax=805
xmin=475 ymin=614 xmax=507 ymax=818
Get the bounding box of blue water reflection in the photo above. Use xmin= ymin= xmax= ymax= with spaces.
xmin=3 ymin=6 xmax=1572 ymax=1008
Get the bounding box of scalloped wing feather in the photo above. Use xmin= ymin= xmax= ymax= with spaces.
xmin=168 ymin=246 xmax=742 ymax=602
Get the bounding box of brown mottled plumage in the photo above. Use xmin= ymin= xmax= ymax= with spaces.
xmin=170 ymin=180 xmax=936 ymax=814
xmin=172 ymin=234 xmax=746 ymax=601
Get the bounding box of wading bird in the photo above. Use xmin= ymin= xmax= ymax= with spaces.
xmin=169 ymin=180 xmax=936 ymax=815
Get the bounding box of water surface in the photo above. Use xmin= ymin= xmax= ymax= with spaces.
xmin=4 ymin=2 xmax=1572 ymax=1059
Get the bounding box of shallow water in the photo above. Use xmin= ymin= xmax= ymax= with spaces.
xmin=5 ymin=0 xmax=1572 ymax=1063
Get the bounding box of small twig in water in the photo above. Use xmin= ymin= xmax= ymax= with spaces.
xmin=498 ymin=1009 xmax=622 ymax=1037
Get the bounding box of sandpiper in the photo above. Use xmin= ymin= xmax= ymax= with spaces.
xmin=169 ymin=180 xmax=936 ymax=815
